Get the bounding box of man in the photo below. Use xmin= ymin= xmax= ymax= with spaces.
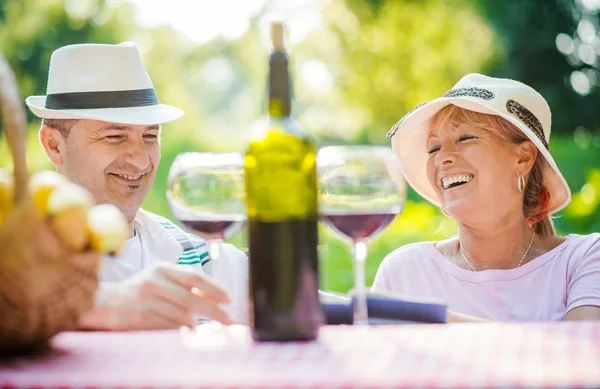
xmin=26 ymin=42 xmax=248 ymax=330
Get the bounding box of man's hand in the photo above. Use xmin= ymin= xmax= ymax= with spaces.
xmin=79 ymin=263 xmax=233 ymax=330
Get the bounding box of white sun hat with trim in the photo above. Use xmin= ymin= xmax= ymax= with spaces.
xmin=26 ymin=42 xmax=183 ymax=125
xmin=387 ymin=73 xmax=571 ymax=214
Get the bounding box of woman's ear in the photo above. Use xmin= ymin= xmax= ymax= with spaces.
xmin=39 ymin=125 xmax=66 ymax=167
xmin=516 ymin=140 xmax=538 ymax=173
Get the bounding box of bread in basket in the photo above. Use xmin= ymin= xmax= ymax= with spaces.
xmin=0 ymin=52 xmax=126 ymax=355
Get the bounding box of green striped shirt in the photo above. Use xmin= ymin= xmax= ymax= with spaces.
xmin=149 ymin=213 xmax=210 ymax=267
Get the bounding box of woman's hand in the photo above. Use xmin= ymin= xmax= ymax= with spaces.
xmin=564 ymin=306 xmax=600 ymax=321
xmin=446 ymin=310 xmax=489 ymax=323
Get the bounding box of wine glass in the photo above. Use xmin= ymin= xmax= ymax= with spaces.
xmin=167 ymin=151 xmax=246 ymax=294
xmin=317 ymin=146 xmax=407 ymax=325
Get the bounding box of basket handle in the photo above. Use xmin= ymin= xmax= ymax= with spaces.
xmin=0 ymin=52 xmax=29 ymax=205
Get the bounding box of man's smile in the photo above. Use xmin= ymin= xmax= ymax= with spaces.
xmin=109 ymin=173 xmax=146 ymax=187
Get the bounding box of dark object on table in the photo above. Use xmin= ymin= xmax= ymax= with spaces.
xmin=321 ymin=292 xmax=447 ymax=325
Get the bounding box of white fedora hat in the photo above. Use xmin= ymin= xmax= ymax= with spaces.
xmin=387 ymin=73 xmax=571 ymax=215
xmin=26 ymin=42 xmax=183 ymax=125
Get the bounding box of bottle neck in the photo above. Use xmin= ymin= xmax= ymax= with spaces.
xmin=268 ymin=50 xmax=291 ymax=118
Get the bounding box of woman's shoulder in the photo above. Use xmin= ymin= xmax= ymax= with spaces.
xmin=380 ymin=240 xmax=440 ymax=270
xmin=385 ymin=240 xmax=434 ymax=257
xmin=373 ymin=241 xmax=436 ymax=290
xmin=562 ymin=232 xmax=600 ymax=255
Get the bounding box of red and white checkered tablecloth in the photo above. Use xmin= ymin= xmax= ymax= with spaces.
xmin=1 ymin=322 xmax=599 ymax=389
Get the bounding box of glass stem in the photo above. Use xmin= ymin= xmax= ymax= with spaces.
xmin=209 ymin=239 xmax=221 ymax=279
xmin=352 ymin=240 xmax=368 ymax=325
xmin=208 ymin=238 xmax=237 ymax=324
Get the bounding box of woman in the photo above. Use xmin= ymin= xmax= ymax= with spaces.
xmin=374 ymin=73 xmax=600 ymax=322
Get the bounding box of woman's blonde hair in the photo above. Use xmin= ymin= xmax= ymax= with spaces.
xmin=429 ymin=104 xmax=555 ymax=236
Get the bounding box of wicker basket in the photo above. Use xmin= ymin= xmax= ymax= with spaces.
xmin=0 ymin=52 xmax=100 ymax=354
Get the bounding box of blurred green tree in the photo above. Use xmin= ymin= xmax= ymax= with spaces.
xmin=346 ymin=0 xmax=600 ymax=135
xmin=477 ymin=0 xmax=600 ymax=134
xmin=0 ymin=0 xmax=138 ymax=124
xmin=314 ymin=0 xmax=499 ymax=143
xmin=564 ymin=169 xmax=600 ymax=232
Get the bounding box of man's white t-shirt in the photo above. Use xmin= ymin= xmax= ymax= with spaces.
xmin=101 ymin=229 xmax=143 ymax=279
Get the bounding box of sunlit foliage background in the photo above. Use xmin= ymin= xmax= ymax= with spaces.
xmin=1 ymin=0 xmax=599 ymax=292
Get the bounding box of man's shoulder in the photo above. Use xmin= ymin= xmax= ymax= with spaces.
xmin=136 ymin=209 xmax=189 ymax=235
xmin=138 ymin=208 xmax=178 ymax=229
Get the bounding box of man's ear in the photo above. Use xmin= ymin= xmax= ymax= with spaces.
xmin=38 ymin=125 xmax=66 ymax=167
xmin=516 ymin=140 xmax=538 ymax=173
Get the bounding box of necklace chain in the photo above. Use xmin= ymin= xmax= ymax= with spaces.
xmin=459 ymin=231 xmax=535 ymax=272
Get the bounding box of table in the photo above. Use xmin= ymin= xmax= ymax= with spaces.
xmin=1 ymin=322 xmax=599 ymax=388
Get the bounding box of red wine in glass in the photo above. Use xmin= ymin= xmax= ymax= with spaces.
xmin=180 ymin=218 xmax=245 ymax=240
xmin=321 ymin=212 xmax=396 ymax=241
xmin=321 ymin=211 xmax=397 ymax=326
xmin=317 ymin=145 xmax=407 ymax=326
xmin=178 ymin=213 xmax=246 ymax=321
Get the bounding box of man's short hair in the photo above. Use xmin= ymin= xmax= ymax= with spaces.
xmin=42 ymin=119 xmax=79 ymax=139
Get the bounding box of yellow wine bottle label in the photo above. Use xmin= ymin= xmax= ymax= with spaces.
xmin=245 ymin=129 xmax=317 ymax=222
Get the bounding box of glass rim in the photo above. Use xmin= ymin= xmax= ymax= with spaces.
xmin=316 ymin=145 xmax=395 ymax=164
xmin=168 ymin=151 xmax=244 ymax=184
xmin=172 ymin=151 xmax=244 ymax=166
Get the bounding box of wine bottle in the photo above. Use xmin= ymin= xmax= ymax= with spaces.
xmin=244 ymin=22 xmax=324 ymax=341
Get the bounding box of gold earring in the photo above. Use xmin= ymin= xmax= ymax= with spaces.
xmin=517 ymin=174 xmax=525 ymax=193
xmin=441 ymin=206 xmax=450 ymax=218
